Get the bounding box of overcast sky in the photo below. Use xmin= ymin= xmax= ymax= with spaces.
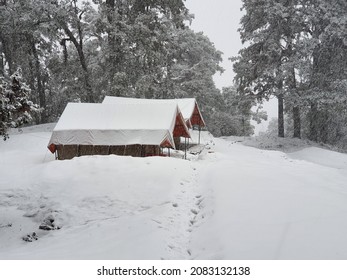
xmin=184 ymin=0 xmax=244 ymax=90
xmin=185 ymin=0 xmax=277 ymax=132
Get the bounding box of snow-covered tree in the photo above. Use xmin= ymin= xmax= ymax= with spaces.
xmin=234 ymin=0 xmax=305 ymax=138
xmin=234 ymin=0 xmax=347 ymax=147
xmin=0 ymin=69 xmax=40 ymax=140
xmin=0 ymin=0 xmax=233 ymax=136
xmin=89 ymin=1 xmax=225 ymax=132
xmin=302 ymin=0 xmax=347 ymax=144
xmin=203 ymin=86 xmax=260 ymax=137
xmin=0 ymin=0 xmax=59 ymax=122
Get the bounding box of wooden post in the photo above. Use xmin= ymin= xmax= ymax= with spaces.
xmin=198 ymin=120 xmax=201 ymax=144
xmin=184 ymin=138 xmax=187 ymax=159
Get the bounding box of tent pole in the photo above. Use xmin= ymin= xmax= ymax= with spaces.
xmin=198 ymin=120 xmax=201 ymax=145
xmin=184 ymin=138 xmax=187 ymax=159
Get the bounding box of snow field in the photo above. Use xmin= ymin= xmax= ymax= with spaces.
xmin=0 ymin=125 xmax=208 ymax=259
xmin=1 ymin=124 xmax=347 ymax=259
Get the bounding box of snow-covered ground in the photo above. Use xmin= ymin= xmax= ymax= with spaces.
xmin=1 ymin=125 xmax=347 ymax=259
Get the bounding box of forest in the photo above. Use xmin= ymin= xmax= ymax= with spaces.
xmin=0 ymin=0 xmax=255 ymax=140
xmin=1 ymin=0 xmax=346 ymax=150
xmin=234 ymin=0 xmax=347 ymax=150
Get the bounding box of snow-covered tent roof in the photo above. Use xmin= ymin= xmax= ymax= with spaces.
xmin=102 ymin=96 xmax=206 ymax=128
xmin=48 ymin=102 xmax=190 ymax=153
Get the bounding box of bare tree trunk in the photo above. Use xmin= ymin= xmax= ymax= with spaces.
xmin=0 ymin=42 xmax=4 ymax=77
xmin=291 ymin=66 xmax=301 ymax=138
xmin=60 ymin=23 xmax=94 ymax=103
xmin=309 ymin=102 xmax=318 ymax=141
xmin=0 ymin=0 xmax=6 ymax=75
xmin=106 ymin=0 xmax=116 ymax=95
xmin=106 ymin=0 xmax=124 ymax=96
xmin=320 ymin=107 xmax=329 ymax=143
xmin=293 ymin=106 xmax=301 ymax=138
xmin=309 ymin=21 xmax=321 ymax=142
xmin=31 ymin=42 xmax=47 ymax=123
xmin=27 ymin=55 xmax=36 ymax=99
xmin=278 ymin=94 xmax=284 ymax=138
xmin=1 ymin=38 xmax=13 ymax=75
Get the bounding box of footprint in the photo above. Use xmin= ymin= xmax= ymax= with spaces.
xmin=152 ymin=219 xmax=162 ymax=224
xmin=196 ymin=198 xmax=204 ymax=206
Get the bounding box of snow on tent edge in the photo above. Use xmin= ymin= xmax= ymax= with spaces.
xmin=47 ymin=102 xmax=190 ymax=152
xmin=102 ymin=96 xmax=206 ymax=128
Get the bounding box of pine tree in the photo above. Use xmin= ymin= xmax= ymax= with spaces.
xmin=303 ymin=0 xmax=347 ymax=144
xmin=0 ymin=0 xmax=59 ymax=122
xmin=0 ymin=69 xmax=40 ymax=140
xmin=233 ymin=0 xmax=289 ymax=137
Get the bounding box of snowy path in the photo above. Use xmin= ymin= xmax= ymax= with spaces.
xmin=1 ymin=125 xmax=347 ymax=259
xmin=191 ymin=138 xmax=347 ymax=259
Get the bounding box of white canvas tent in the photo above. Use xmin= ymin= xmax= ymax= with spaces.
xmin=102 ymin=96 xmax=206 ymax=128
xmin=48 ymin=102 xmax=190 ymax=159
